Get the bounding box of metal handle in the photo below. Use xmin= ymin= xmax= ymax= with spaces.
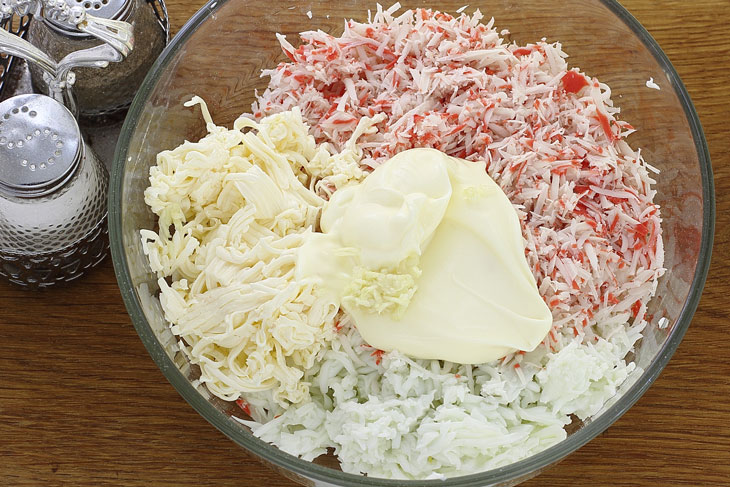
xmin=1 ymin=0 xmax=134 ymax=116
xmin=42 ymin=2 xmax=134 ymax=56
xmin=2 ymin=0 xmax=134 ymax=57
xmin=58 ymin=42 xmax=120 ymax=73
xmin=51 ymin=43 xmax=124 ymax=114
xmin=77 ymin=15 xmax=133 ymax=56
xmin=0 ymin=25 xmax=57 ymax=76
xmin=1 ymin=23 xmax=129 ymax=116
xmin=0 ymin=27 xmax=74 ymax=110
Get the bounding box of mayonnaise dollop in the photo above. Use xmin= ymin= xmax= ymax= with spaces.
xmin=297 ymin=148 xmax=552 ymax=364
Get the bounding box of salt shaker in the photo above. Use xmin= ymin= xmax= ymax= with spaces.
xmin=0 ymin=93 xmax=108 ymax=287
xmin=27 ymin=0 xmax=168 ymax=117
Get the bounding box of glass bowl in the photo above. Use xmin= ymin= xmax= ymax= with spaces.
xmin=108 ymin=0 xmax=714 ymax=485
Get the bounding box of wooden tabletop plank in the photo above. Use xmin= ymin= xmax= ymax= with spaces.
xmin=2 ymin=0 xmax=729 ymax=485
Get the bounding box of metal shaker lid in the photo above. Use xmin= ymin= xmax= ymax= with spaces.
xmin=46 ymin=0 xmax=134 ymax=34
xmin=0 ymin=94 xmax=82 ymax=198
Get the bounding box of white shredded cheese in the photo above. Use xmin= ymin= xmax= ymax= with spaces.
xmin=142 ymin=98 xmax=378 ymax=407
xmin=646 ymin=77 xmax=661 ymax=90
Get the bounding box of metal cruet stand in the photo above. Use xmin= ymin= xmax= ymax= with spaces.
xmin=0 ymin=0 xmax=169 ymax=287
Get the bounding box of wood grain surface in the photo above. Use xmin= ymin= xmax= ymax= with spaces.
xmin=2 ymin=0 xmax=729 ymax=485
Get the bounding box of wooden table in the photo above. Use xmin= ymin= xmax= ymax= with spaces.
xmin=2 ymin=0 xmax=729 ymax=485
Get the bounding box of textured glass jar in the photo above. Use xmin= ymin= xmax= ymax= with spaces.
xmin=27 ymin=0 xmax=167 ymax=117
xmin=0 ymin=93 xmax=108 ymax=287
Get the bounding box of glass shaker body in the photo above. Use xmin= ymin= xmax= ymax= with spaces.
xmin=27 ymin=0 xmax=167 ymax=117
xmin=0 ymin=94 xmax=108 ymax=287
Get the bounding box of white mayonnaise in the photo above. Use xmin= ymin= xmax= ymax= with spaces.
xmin=297 ymin=148 xmax=552 ymax=363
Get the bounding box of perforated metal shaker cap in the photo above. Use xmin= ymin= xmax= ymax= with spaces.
xmin=47 ymin=0 xmax=134 ymax=33
xmin=0 ymin=94 xmax=82 ymax=198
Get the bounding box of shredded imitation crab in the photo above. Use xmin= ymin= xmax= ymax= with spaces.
xmin=254 ymin=4 xmax=665 ymax=349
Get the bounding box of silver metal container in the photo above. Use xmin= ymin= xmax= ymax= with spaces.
xmin=27 ymin=0 xmax=167 ymax=117
xmin=0 ymin=93 xmax=108 ymax=287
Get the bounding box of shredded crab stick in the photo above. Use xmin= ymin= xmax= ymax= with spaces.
xmin=254 ymin=4 xmax=664 ymax=350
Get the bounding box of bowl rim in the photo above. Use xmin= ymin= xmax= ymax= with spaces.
xmin=109 ymin=0 xmax=715 ymax=484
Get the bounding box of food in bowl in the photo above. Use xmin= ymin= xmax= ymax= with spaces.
xmin=139 ymin=3 xmax=664 ymax=480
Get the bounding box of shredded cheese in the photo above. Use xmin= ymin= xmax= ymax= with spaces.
xmin=141 ymin=98 xmax=380 ymax=406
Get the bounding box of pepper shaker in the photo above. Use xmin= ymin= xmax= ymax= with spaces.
xmin=0 ymin=93 xmax=108 ymax=287
xmin=27 ymin=0 xmax=167 ymax=118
